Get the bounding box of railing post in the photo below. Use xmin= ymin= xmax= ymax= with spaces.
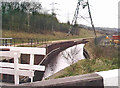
xmin=31 ymin=39 xmax=33 ymax=47
xmin=42 ymin=39 xmax=43 ymax=44
xmin=14 ymin=38 xmax=15 ymax=47
xmin=33 ymin=39 xmax=35 ymax=45
xmin=14 ymin=52 xmax=19 ymax=85
xmin=2 ymin=39 xmax=4 ymax=46
xmin=10 ymin=39 xmax=12 ymax=46
xmin=0 ymin=40 xmax=1 ymax=46
xmin=5 ymin=39 xmax=7 ymax=46
xmin=30 ymin=53 xmax=34 ymax=82
xmin=37 ymin=39 xmax=39 ymax=44
xmin=28 ymin=39 xmax=29 ymax=45
xmin=22 ymin=39 xmax=24 ymax=45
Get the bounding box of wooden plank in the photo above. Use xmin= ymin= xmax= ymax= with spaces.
xmin=0 ymin=62 xmax=14 ymax=68
xmin=0 ymin=51 xmax=14 ymax=57
xmin=14 ymin=52 xmax=19 ymax=85
xmin=0 ymin=68 xmax=15 ymax=75
xmin=0 ymin=62 xmax=45 ymax=71
xmin=17 ymin=70 xmax=34 ymax=77
xmin=0 ymin=63 xmax=45 ymax=71
xmin=30 ymin=54 xmax=34 ymax=66
xmin=0 ymin=47 xmax=46 ymax=84
xmin=0 ymin=68 xmax=34 ymax=77
xmin=27 ymin=65 xmax=45 ymax=71
xmin=0 ymin=46 xmax=46 ymax=55
xmin=30 ymin=54 xmax=34 ymax=82
xmin=19 ymin=48 xmax=46 ymax=55
xmin=0 ymin=50 xmax=20 ymax=57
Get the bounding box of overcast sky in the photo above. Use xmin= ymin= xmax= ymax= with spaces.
xmin=40 ymin=0 xmax=119 ymax=28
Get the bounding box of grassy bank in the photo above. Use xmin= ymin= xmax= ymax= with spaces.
xmin=46 ymin=39 xmax=119 ymax=80
xmin=53 ymin=57 xmax=118 ymax=79
xmin=2 ymin=29 xmax=102 ymax=41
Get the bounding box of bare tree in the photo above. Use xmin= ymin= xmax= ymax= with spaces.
xmin=61 ymin=45 xmax=82 ymax=71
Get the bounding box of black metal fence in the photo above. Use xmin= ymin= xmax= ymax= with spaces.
xmin=0 ymin=38 xmax=48 ymax=47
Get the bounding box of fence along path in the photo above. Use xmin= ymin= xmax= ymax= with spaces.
xmin=0 ymin=38 xmax=48 ymax=47
xmin=0 ymin=46 xmax=46 ymax=85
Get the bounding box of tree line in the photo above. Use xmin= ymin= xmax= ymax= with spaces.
xmin=2 ymin=2 xmax=70 ymax=33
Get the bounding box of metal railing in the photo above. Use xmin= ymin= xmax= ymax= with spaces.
xmin=0 ymin=38 xmax=48 ymax=47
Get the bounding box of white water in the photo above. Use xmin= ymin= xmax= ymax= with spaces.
xmin=43 ymin=44 xmax=85 ymax=79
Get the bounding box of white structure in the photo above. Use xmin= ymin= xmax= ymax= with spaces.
xmin=0 ymin=46 xmax=46 ymax=85
xmin=96 ymin=69 xmax=120 ymax=87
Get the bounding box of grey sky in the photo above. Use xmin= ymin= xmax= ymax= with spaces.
xmin=41 ymin=0 xmax=119 ymax=28
xmin=1 ymin=0 xmax=119 ymax=28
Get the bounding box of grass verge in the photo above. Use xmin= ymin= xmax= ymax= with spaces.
xmin=54 ymin=57 xmax=118 ymax=79
xmin=2 ymin=29 xmax=102 ymax=41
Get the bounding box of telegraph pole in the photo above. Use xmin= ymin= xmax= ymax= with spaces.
xmin=50 ymin=2 xmax=59 ymax=32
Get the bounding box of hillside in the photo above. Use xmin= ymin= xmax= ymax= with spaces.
xmin=2 ymin=28 xmax=103 ymax=41
xmin=2 ymin=2 xmax=103 ymax=40
xmin=79 ymin=24 xmax=118 ymax=35
xmin=2 ymin=2 xmax=70 ymax=34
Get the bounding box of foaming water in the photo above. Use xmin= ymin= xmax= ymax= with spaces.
xmin=43 ymin=44 xmax=85 ymax=79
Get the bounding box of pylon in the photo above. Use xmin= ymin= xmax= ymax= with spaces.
xmin=67 ymin=0 xmax=97 ymax=38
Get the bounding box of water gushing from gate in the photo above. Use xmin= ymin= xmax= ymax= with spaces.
xmin=43 ymin=44 xmax=85 ymax=79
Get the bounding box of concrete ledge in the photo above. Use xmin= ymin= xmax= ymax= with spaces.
xmin=96 ymin=69 xmax=119 ymax=86
xmin=16 ymin=73 xmax=104 ymax=87
xmin=1 ymin=69 xmax=119 ymax=88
